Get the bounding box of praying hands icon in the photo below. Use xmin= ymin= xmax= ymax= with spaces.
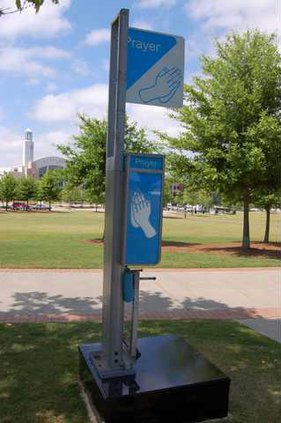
xmin=131 ymin=192 xmax=156 ymax=238
xmin=139 ymin=66 xmax=182 ymax=104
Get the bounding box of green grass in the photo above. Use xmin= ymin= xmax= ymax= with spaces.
xmin=0 ymin=321 xmax=280 ymax=422
xmin=0 ymin=210 xmax=279 ymax=268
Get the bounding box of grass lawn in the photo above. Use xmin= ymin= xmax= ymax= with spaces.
xmin=0 ymin=210 xmax=279 ymax=268
xmin=0 ymin=320 xmax=280 ymax=422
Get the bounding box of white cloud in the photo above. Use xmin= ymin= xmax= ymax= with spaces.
xmin=32 ymin=82 xmax=181 ymax=138
xmin=0 ymin=0 xmax=72 ymax=40
xmin=137 ymin=0 xmax=176 ymax=9
xmin=0 ymin=126 xmax=22 ymax=166
xmin=36 ymin=129 xmax=73 ymax=157
xmin=127 ymin=104 xmax=181 ymax=137
xmin=0 ymin=107 xmax=5 ymax=120
xmin=32 ymin=46 xmax=72 ymax=59
xmin=71 ymin=59 xmax=91 ymax=76
xmin=186 ymin=0 xmax=279 ymax=33
xmin=0 ymin=46 xmax=54 ymax=77
xmin=0 ymin=126 xmax=74 ymax=166
xmin=0 ymin=45 xmax=71 ymax=78
xmin=84 ymin=29 xmax=110 ymax=46
xmin=32 ymin=84 xmax=108 ymax=122
xmin=45 ymin=81 xmax=59 ymax=92
xmin=131 ymin=19 xmax=154 ymax=30
xmin=102 ymin=59 xmax=110 ymax=72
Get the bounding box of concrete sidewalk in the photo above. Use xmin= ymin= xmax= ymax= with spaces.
xmin=0 ymin=268 xmax=280 ymax=341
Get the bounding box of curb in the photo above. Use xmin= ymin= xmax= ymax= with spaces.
xmin=0 ymin=306 xmax=279 ymax=323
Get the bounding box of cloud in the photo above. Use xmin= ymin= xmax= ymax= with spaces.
xmin=127 ymin=104 xmax=182 ymax=137
xmin=36 ymin=129 xmax=73 ymax=157
xmin=32 ymin=46 xmax=72 ymax=59
xmin=186 ymin=0 xmax=279 ymax=33
xmin=71 ymin=59 xmax=91 ymax=76
xmin=131 ymin=19 xmax=154 ymax=30
xmin=137 ymin=0 xmax=176 ymax=8
xmin=0 ymin=107 xmax=5 ymax=120
xmin=0 ymin=46 xmax=54 ymax=77
xmin=83 ymin=29 xmax=110 ymax=46
xmin=45 ymin=81 xmax=59 ymax=93
xmin=32 ymin=84 xmax=108 ymax=122
xmin=0 ymin=126 xmax=22 ymax=166
xmin=0 ymin=0 xmax=71 ymax=40
xmin=32 ymin=82 xmax=181 ymax=138
xmin=0 ymin=45 xmax=71 ymax=78
xmin=0 ymin=126 xmax=74 ymax=166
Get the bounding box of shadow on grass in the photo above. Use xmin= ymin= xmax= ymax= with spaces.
xmin=0 ymin=320 xmax=280 ymax=422
xmin=204 ymin=244 xmax=281 ymax=260
xmin=0 ymin=322 xmax=97 ymax=422
xmin=161 ymin=240 xmax=201 ymax=247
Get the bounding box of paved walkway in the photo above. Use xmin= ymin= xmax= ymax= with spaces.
xmin=0 ymin=268 xmax=280 ymax=341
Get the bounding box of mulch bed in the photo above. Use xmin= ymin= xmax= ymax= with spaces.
xmin=82 ymin=239 xmax=280 ymax=259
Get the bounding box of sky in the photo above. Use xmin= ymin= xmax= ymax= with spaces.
xmin=0 ymin=0 xmax=280 ymax=166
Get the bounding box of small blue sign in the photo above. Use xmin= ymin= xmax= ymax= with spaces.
xmin=126 ymin=27 xmax=184 ymax=108
xmin=123 ymin=154 xmax=164 ymax=266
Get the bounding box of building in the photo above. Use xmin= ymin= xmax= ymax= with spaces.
xmin=0 ymin=129 xmax=66 ymax=179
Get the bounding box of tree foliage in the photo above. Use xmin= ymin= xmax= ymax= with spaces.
xmin=0 ymin=0 xmax=59 ymax=16
xmin=57 ymin=115 xmax=156 ymax=204
xmin=0 ymin=173 xmax=17 ymax=210
xmin=17 ymin=176 xmax=36 ymax=209
xmin=161 ymin=30 xmax=281 ymax=248
xmin=37 ymin=170 xmax=61 ymax=209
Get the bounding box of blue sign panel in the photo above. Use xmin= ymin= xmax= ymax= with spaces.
xmin=126 ymin=27 xmax=184 ymax=108
xmin=124 ymin=154 xmax=164 ymax=266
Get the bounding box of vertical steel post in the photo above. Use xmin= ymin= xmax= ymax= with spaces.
xmin=102 ymin=9 xmax=129 ymax=372
xmin=130 ymin=271 xmax=140 ymax=360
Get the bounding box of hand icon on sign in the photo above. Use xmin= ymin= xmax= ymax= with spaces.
xmin=138 ymin=66 xmax=182 ymax=104
xmin=131 ymin=192 xmax=157 ymax=238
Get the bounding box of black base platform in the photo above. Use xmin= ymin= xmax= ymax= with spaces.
xmin=79 ymin=335 xmax=230 ymax=422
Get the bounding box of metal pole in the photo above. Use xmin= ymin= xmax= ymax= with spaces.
xmin=101 ymin=9 xmax=129 ymax=373
xmin=130 ymin=271 xmax=140 ymax=360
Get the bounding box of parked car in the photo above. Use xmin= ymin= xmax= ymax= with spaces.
xmin=32 ymin=203 xmax=51 ymax=210
xmin=12 ymin=202 xmax=27 ymax=210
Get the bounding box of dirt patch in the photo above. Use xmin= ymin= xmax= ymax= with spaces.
xmin=163 ymin=241 xmax=281 ymax=259
xmin=82 ymin=239 xmax=103 ymax=245
xmin=82 ymin=239 xmax=280 ymax=259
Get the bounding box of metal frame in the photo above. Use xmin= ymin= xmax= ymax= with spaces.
xmin=96 ymin=11 xmax=164 ymax=379
xmin=101 ymin=8 xmax=130 ymax=375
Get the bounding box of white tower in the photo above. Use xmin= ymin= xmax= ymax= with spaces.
xmin=23 ymin=128 xmax=34 ymax=170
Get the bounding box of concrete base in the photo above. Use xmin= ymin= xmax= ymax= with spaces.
xmin=79 ymin=335 xmax=230 ymax=423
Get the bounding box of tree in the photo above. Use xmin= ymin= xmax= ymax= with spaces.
xmin=38 ymin=170 xmax=60 ymax=210
xmin=257 ymin=192 xmax=281 ymax=243
xmin=0 ymin=173 xmax=17 ymax=210
xmin=57 ymin=114 xmax=156 ymax=204
xmin=163 ymin=178 xmax=174 ymax=208
xmin=17 ymin=176 xmax=36 ymax=209
xmin=161 ymin=30 xmax=281 ymax=249
xmin=60 ymin=184 xmax=86 ymax=207
xmin=251 ymin=114 xmax=281 ymax=242
xmin=0 ymin=0 xmax=59 ymax=16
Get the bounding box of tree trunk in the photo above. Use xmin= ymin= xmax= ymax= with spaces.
xmin=263 ymin=206 xmax=270 ymax=243
xmin=242 ymin=186 xmax=250 ymax=249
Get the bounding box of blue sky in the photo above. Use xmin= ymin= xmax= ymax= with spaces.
xmin=0 ymin=0 xmax=279 ymax=165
